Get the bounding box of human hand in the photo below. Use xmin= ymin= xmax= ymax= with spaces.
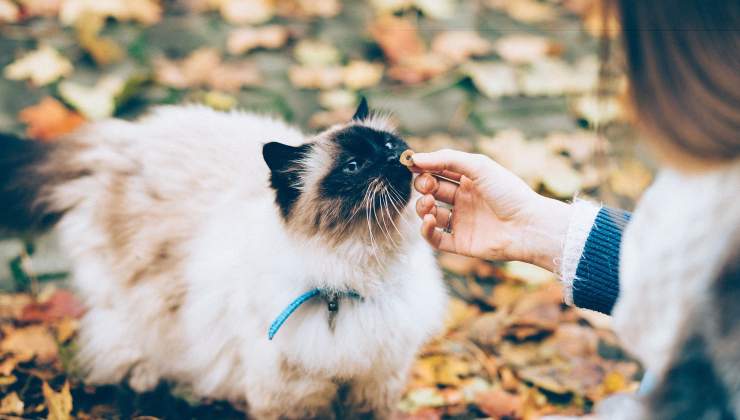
xmin=411 ymin=149 xmax=572 ymax=272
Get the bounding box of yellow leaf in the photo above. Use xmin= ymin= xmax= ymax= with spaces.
xmin=0 ymin=392 xmax=24 ymax=415
xmin=494 ymin=34 xmax=557 ymax=64
xmin=3 ymin=46 xmax=73 ymax=87
xmin=58 ymin=76 xmax=125 ymax=120
xmin=294 ymin=39 xmax=341 ymax=66
xmin=0 ymin=325 xmax=58 ymax=363
xmin=75 ymin=13 xmax=124 ymax=65
xmin=42 ymin=381 xmax=72 ymax=420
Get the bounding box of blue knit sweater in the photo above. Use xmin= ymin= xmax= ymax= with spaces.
xmin=572 ymin=207 xmax=631 ymax=314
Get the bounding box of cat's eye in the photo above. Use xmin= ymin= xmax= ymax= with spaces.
xmin=344 ymin=160 xmax=360 ymax=174
xmin=384 ymin=141 xmax=394 ymax=150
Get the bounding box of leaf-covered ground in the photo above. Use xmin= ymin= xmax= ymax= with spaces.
xmin=0 ymin=0 xmax=652 ymax=418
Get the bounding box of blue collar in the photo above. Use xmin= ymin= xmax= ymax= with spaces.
xmin=268 ymin=288 xmax=362 ymax=340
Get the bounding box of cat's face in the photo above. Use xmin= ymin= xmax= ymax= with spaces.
xmin=263 ymin=99 xmax=412 ymax=244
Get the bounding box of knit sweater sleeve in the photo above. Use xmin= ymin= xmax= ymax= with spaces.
xmin=558 ymin=200 xmax=631 ymax=315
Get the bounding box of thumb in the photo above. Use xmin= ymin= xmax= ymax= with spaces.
xmin=411 ymin=149 xmax=487 ymax=181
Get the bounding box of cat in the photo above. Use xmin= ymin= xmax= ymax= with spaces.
xmin=0 ymin=99 xmax=448 ymax=419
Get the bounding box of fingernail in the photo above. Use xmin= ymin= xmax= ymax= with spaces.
xmin=420 ymin=177 xmax=428 ymax=190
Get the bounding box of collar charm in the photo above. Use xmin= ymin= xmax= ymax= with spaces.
xmin=268 ymin=288 xmax=362 ymax=340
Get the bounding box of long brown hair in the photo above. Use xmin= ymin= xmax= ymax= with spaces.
xmin=612 ymin=0 xmax=740 ymax=163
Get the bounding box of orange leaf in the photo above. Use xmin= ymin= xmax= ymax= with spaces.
xmin=19 ymin=97 xmax=86 ymax=141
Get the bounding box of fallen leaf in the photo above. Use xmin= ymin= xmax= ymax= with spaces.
xmin=289 ymin=65 xmax=344 ymax=90
xmin=0 ymin=325 xmax=58 ymax=363
xmin=609 ymin=160 xmax=652 ymax=200
xmin=571 ymin=94 xmax=623 ymax=126
xmin=463 ymin=62 xmax=518 ymax=98
xmin=19 ymin=97 xmax=86 ymax=141
xmin=201 ymin=90 xmax=238 ymax=111
xmin=42 ymin=381 xmax=72 ymax=420
xmin=0 ymin=0 xmax=19 ymax=22
xmin=413 ymin=0 xmax=455 ymax=19
xmin=155 ymin=49 xmax=261 ymax=91
xmin=293 ymin=39 xmax=341 ymax=66
xmin=0 ymin=392 xmax=24 ymax=415
xmin=208 ymin=60 xmax=262 ymax=91
xmin=227 ymin=25 xmax=290 ymax=55
xmin=218 ymin=0 xmax=274 ymax=24
xmin=386 ymin=54 xmax=451 ymax=84
xmin=16 ymin=0 xmax=61 ymax=17
xmin=545 ymin=130 xmax=609 ymax=164
xmin=20 ymin=290 xmax=85 ymax=323
xmin=487 ymin=0 xmax=557 ymax=23
xmin=475 ymin=388 xmax=523 ymax=418
xmin=276 ymin=0 xmax=341 ymax=18
xmin=59 ymin=0 xmax=161 ymax=25
xmin=318 ymin=89 xmax=356 ymax=110
xmin=75 ymin=13 xmax=124 ymax=65
xmin=3 ymin=46 xmax=73 ymax=86
xmin=495 ymin=34 xmax=559 ymax=64
xmin=58 ymin=76 xmax=126 ymax=120
xmin=502 ymin=261 xmax=555 ymax=285
xmin=444 ymin=298 xmax=480 ymax=331
xmin=308 ymin=108 xmax=355 ymax=129
xmin=432 ymin=31 xmax=492 ymax=63
xmin=0 ymin=293 xmax=33 ymax=319
xmin=369 ymin=15 xmax=426 ymax=64
xmin=342 ymin=60 xmax=384 ymax=90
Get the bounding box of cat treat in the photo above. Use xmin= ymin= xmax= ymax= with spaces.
xmin=400 ymin=149 xmax=415 ymax=167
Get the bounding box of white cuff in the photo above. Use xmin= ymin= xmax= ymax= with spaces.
xmin=558 ymin=198 xmax=601 ymax=305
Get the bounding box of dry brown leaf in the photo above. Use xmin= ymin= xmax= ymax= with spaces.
xmin=17 ymin=0 xmax=62 ymax=17
xmin=475 ymin=388 xmax=523 ymax=418
xmin=227 ymin=25 xmax=290 ymax=55
xmin=0 ymin=392 xmax=24 ymax=416
xmin=369 ymin=15 xmax=426 ymax=64
xmin=276 ymin=0 xmax=341 ymax=18
xmin=155 ymin=49 xmax=261 ymax=91
xmin=444 ymin=298 xmax=480 ymax=332
xmin=19 ymin=97 xmax=86 ymax=141
xmin=20 ymin=289 xmax=86 ymax=323
xmin=0 ymin=325 xmax=58 ymax=363
xmin=387 ymin=54 xmax=451 ymax=84
xmin=209 ymin=60 xmax=262 ymax=91
xmin=0 ymin=293 xmax=33 ymax=319
xmin=42 ymin=381 xmax=72 ymax=420
xmin=431 ymin=31 xmax=492 ymax=64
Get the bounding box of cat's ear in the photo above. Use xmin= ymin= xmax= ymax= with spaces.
xmin=352 ymin=97 xmax=369 ymax=121
xmin=262 ymin=142 xmax=308 ymax=173
xmin=262 ymin=142 xmax=312 ymax=218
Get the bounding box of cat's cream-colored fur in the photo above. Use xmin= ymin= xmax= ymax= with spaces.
xmin=47 ymin=106 xmax=447 ymax=418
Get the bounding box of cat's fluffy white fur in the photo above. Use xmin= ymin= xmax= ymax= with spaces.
xmin=48 ymin=105 xmax=447 ymax=418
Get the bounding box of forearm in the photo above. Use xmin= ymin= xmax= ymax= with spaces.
xmin=522 ymin=197 xmax=629 ymax=315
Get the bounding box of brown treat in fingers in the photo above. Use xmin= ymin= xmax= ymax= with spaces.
xmin=400 ymin=149 xmax=415 ymax=167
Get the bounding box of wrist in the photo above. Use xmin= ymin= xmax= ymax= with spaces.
xmin=517 ymin=195 xmax=573 ymax=272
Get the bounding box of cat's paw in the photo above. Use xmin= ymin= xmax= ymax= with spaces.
xmin=128 ymin=361 xmax=160 ymax=393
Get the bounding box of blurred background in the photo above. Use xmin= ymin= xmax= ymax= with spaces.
xmin=0 ymin=0 xmax=653 ymax=418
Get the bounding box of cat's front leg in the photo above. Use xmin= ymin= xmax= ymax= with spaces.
xmin=346 ymin=369 xmax=409 ymax=419
xmin=243 ymin=360 xmax=338 ymax=420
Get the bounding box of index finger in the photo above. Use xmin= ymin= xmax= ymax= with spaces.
xmin=410 ymin=149 xmax=486 ymax=181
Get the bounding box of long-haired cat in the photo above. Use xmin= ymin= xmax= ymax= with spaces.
xmin=0 ymin=99 xmax=448 ymax=419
